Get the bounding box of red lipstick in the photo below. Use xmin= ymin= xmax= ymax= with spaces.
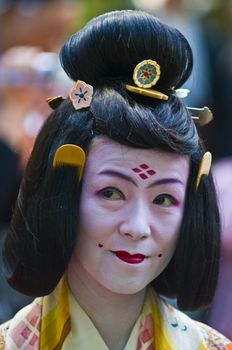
xmin=113 ymin=251 xmax=145 ymax=264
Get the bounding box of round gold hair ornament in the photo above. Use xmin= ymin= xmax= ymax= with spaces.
xmin=133 ymin=59 xmax=161 ymax=88
xmin=125 ymin=59 xmax=168 ymax=101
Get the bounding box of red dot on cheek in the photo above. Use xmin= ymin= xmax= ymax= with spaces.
xmin=98 ymin=244 xmax=103 ymax=248
xmin=158 ymin=253 xmax=162 ymax=258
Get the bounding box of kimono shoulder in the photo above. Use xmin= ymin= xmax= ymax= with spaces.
xmin=155 ymin=291 xmax=232 ymax=350
xmin=0 ymin=319 xmax=10 ymax=349
xmin=196 ymin=321 xmax=232 ymax=349
xmin=0 ymin=298 xmax=42 ymax=350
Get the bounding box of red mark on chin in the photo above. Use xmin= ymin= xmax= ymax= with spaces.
xmin=132 ymin=164 xmax=156 ymax=180
xmin=158 ymin=253 xmax=162 ymax=258
xmin=98 ymin=244 xmax=103 ymax=248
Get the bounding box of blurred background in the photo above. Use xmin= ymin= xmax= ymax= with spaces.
xmin=0 ymin=0 xmax=231 ymax=339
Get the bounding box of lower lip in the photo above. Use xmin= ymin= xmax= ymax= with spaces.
xmin=114 ymin=253 xmax=145 ymax=264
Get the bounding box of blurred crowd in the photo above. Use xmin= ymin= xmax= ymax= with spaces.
xmin=0 ymin=0 xmax=232 ymax=339
xmin=0 ymin=0 xmax=79 ymax=323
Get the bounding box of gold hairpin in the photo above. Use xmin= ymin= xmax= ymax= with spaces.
xmin=125 ymin=84 xmax=168 ymax=100
xmin=196 ymin=152 xmax=212 ymax=191
xmin=53 ymin=144 xmax=86 ymax=183
xmin=46 ymin=96 xmax=65 ymax=110
xmin=188 ymin=107 xmax=213 ymax=126
xmin=125 ymin=59 xmax=168 ymax=101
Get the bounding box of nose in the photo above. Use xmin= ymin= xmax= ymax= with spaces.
xmin=119 ymin=201 xmax=151 ymax=241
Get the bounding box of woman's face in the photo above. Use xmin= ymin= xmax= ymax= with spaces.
xmin=71 ymin=137 xmax=190 ymax=294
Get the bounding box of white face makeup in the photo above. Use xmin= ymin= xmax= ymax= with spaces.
xmin=69 ymin=137 xmax=190 ymax=295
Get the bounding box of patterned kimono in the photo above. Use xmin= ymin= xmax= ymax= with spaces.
xmin=0 ymin=277 xmax=231 ymax=350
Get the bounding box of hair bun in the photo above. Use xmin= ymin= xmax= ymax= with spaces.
xmin=60 ymin=10 xmax=193 ymax=90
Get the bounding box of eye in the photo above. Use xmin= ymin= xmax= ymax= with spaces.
xmin=100 ymin=187 xmax=124 ymax=200
xmin=153 ymin=194 xmax=177 ymax=207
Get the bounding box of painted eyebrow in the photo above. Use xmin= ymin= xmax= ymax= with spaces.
xmin=98 ymin=170 xmax=137 ymax=186
xmin=147 ymin=178 xmax=183 ymax=188
xmin=98 ymin=170 xmax=183 ymax=188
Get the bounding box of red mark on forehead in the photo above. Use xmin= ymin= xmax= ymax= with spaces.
xmin=131 ymin=164 xmax=156 ymax=180
xmin=140 ymin=164 xmax=149 ymax=169
xmin=98 ymin=244 xmax=103 ymax=248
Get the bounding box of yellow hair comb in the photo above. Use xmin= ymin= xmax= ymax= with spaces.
xmin=53 ymin=144 xmax=86 ymax=183
xmin=196 ymin=152 xmax=212 ymax=191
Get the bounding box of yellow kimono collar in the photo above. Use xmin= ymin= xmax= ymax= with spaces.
xmin=2 ymin=277 xmax=232 ymax=350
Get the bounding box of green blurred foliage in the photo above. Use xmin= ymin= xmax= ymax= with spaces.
xmin=203 ymin=0 xmax=232 ymax=34
xmin=78 ymin=0 xmax=134 ymax=28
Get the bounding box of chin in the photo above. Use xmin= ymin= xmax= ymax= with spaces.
xmin=100 ymin=278 xmax=149 ymax=295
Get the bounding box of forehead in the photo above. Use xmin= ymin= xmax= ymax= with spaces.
xmin=85 ymin=137 xmax=190 ymax=180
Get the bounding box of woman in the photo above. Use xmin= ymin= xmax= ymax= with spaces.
xmin=0 ymin=10 xmax=231 ymax=350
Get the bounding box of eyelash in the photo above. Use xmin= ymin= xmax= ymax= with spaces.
xmin=153 ymin=194 xmax=178 ymax=207
xmin=99 ymin=188 xmax=178 ymax=207
xmin=99 ymin=187 xmax=125 ymax=200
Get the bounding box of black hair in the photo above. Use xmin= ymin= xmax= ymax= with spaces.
xmin=2 ymin=10 xmax=220 ymax=310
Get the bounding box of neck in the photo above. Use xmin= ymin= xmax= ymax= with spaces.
xmin=67 ymin=257 xmax=146 ymax=350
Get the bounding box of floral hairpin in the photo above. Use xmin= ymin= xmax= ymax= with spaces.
xmin=133 ymin=59 xmax=161 ymax=88
xmin=69 ymin=80 xmax=93 ymax=110
xmin=125 ymin=59 xmax=168 ymax=101
xmin=46 ymin=80 xmax=93 ymax=111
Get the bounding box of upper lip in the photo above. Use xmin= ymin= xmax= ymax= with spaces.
xmin=112 ymin=250 xmax=147 ymax=258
